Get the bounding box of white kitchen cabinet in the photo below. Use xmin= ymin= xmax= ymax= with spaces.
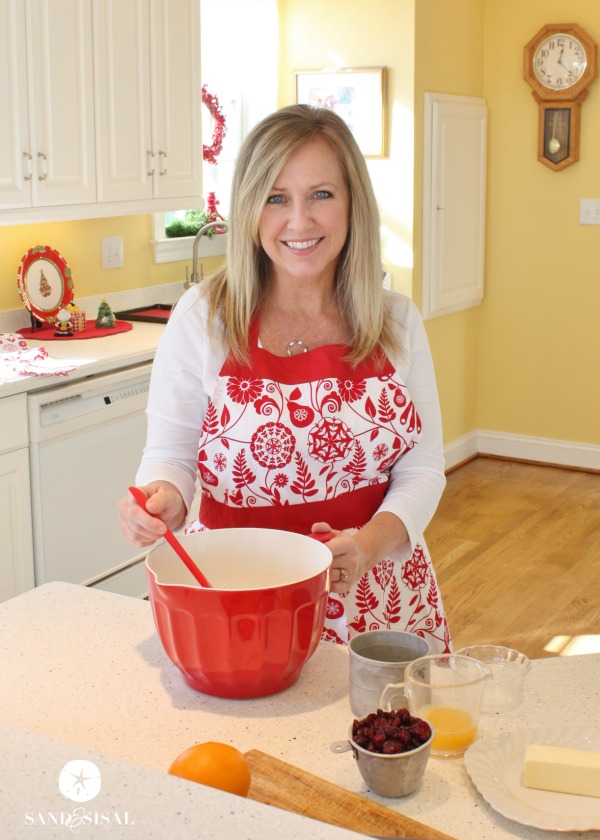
xmin=0 ymin=395 xmax=34 ymax=604
xmin=0 ymin=0 xmax=96 ymax=211
xmin=0 ymin=0 xmax=201 ymax=222
xmin=93 ymin=0 xmax=202 ymax=204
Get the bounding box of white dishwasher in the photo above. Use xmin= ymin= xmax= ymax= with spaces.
xmin=28 ymin=363 xmax=153 ymax=597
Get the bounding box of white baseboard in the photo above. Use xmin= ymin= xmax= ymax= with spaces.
xmin=443 ymin=432 xmax=479 ymax=470
xmin=444 ymin=430 xmax=600 ymax=472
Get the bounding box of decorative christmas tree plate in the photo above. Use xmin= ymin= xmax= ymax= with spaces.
xmin=18 ymin=245 xmax=74 ymax=326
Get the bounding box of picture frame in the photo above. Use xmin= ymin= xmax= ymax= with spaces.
xmin=294 ymin=67 xmax=387 ymax=158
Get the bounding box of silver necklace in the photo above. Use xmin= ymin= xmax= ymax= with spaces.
xmin=286 ymin=339 xmax=309 ymax=357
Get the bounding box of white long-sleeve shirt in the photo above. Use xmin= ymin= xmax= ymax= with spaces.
xmin=136 ymin=286 xmax=446 ymax=550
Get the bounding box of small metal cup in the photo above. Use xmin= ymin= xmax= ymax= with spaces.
xmin=331 ymin=722 xmax=434 ymax=797
xmin=348 ymin=630 xmax=431 ymax=717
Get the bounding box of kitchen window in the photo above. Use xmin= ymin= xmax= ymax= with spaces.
xmin=152 ymin=0 xmax=277 ymax=264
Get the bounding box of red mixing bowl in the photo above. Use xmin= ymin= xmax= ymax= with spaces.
xmin=146 ymin=528 xmax=332 ymax=699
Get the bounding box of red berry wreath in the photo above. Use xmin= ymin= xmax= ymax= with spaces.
xmin=202 ymin=85 xmax=227 ymax=165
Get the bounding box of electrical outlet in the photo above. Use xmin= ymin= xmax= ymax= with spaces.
xmin=102 ymin=236 xmax=124 ymax=269
xmin=579 ymin=199 xmax=600 ymax=225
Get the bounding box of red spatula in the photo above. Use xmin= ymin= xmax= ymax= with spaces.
xmin=128 ymin=486 xmax=212 ymax=588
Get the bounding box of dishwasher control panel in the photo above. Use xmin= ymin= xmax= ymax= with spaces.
xmin=39 ymin=379 xmax=150 ymax=427
xmin=104 ymin=381 xmax=150 ymax=405
xmin=28 ymin=364 xmax=153 ymax=440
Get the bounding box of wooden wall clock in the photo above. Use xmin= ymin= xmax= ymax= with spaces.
xmin=524 ymin=23 xmax=597 ymax=171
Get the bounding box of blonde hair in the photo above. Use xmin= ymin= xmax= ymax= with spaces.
xmin=204 ymin=104 xmax=401 ymax=366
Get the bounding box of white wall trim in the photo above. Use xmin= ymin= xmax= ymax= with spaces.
xmin=444 ymin=429 xmax=600 ymax=472
xmin=150 ymin=232 xmax=228 ymax=265
xmin=476 ymin=430 xmax=600 ymax=471
xmin=443 ymin=431 xmax=479 ymax=470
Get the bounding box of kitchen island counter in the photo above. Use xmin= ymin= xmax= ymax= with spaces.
xmin=1 ymin=582 xmax=599 ymax=839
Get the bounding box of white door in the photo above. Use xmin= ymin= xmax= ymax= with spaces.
xmin=422 ymin=93 xmax=487 ymax=319
xmin=0 ymin=449 xmax=35 ymax=603
xmin=93 ymin=0 xmax=153 ymax=202
xmin=151 ymin=0 xmax=202 ymax=200
xmin=95 ymin=0 xmax=201 ymax=204
xmin=0 ymin=396 xmax=34 ymax=603
xmin=0 ymin=0 xmax=32 ymax=208
xmin=29 ymin=0 xmax=97 ymax=206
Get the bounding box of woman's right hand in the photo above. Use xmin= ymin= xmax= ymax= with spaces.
xmin=118 ymin=481 xmax=187 ymax=546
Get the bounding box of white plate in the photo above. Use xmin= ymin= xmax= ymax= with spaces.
xmin=464 ymin=726 xmax=600 ymax=831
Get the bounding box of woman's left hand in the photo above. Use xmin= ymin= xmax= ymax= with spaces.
xmin=311 ymin=513 xmax=410 ymax=594
xmin=311 ymin=522 xmax=368 ymax=593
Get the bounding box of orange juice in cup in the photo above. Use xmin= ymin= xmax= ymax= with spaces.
xmin=417 ymin=705 xmax=478 ymax=754
xmin=380 ymin=654 xmax=491 ymax=757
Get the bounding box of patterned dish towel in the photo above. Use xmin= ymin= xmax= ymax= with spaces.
xmin=0 ymin=333 xmax=77 ymax=380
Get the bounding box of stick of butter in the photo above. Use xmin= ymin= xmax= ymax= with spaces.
xmin=523 ymin=744 xmax=600 ymax=797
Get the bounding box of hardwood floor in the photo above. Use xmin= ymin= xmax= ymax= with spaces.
xmin=425 ymin=457 xmax=600 ymax=660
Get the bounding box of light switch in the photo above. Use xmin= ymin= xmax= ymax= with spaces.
xmin=102 ymin=236 xmax=124 ymax=268
xmin=579 ymin=199 xmax=600 ymax=225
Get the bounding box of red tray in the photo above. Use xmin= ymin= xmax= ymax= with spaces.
xmin=19 ymin=320 xmax=133 ymax=341
xmin=113 ymin=304 xmax=172 ymax=323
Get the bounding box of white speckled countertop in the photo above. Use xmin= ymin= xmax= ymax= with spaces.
xmin=0 ymin=582 xmax=599 ymax=839
xmin=0 ymin=320 xmax=165 ymax=397
xmin=0 ymin=282 xmax=181 ymax=397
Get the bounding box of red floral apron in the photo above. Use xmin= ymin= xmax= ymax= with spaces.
xmin=187 ymin=320 xmax=450 ymax=652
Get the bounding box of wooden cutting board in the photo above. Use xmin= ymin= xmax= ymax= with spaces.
xmin=245 ymin=749 xmax=456 ymax=839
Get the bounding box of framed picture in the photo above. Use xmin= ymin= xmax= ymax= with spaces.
xmin=294 ymin=67 xmax=387 ymax=158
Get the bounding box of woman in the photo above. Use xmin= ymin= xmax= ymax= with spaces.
xmin=119 ymin=104 xmax=451 ymax=652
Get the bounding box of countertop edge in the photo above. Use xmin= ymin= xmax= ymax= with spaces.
xmin=0 ymin=323 xmax=165 ymax=398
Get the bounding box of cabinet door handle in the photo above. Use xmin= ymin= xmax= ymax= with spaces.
xmin=158 ymin=150 xmax=168 ymax=175
xmin=23 ymin=152 xmax=33 ymax=181
xmin=37 ymin=152 xmax=48 ymax=180
xmin=147 ymin=150 xmax=156 ymax=176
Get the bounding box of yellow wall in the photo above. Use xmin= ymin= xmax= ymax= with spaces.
xmin=414 ymin=0 xmax=600 ymax=447
xmin=0 ymin=215 xmax=225 ymax=312
xmin=480 ymin=0 xmax=600 ymax=444
xmin=280 ymin=0 xmax=600 ymax=449
xmin=413 ymin=0 xmax=484 ymax=444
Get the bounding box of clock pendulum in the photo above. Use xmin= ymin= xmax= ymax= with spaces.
xmin=547 ymin=111 xmax=561 ymax=155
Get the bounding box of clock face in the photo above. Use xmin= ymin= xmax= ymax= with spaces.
xmin=533 ymin=33 xmax=587 ymax=90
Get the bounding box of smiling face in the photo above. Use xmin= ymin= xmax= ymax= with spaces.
xmin=258 ymin=138 xmax=350 ymax=289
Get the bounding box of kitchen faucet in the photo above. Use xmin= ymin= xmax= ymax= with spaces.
xmin=184 ymin=220 xmax=229 ymax=288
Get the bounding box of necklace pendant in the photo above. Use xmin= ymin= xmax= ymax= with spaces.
xmin=287 ymin=339 xmax=308 ymax=357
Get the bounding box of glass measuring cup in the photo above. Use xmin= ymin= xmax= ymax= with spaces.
xmin=380 ymin=654 xmax=491 ymax=757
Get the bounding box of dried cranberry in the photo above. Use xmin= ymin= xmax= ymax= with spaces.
xmin=351 ymin=708 xmax=431 ymax=755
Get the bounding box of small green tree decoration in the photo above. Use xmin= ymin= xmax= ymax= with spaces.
xmin=95 ymin=298 xmax=116 ymax=329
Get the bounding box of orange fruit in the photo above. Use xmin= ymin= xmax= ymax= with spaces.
xmin=168 ymin=741 xmax=251 ymax=797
